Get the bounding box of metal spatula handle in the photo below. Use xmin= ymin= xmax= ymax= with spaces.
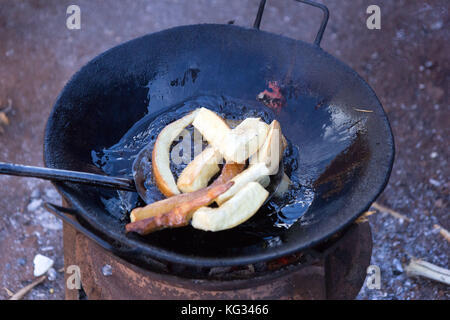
xmin=0 ymin=162 xmax=135 ymax=191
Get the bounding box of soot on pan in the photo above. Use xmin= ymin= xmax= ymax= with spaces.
xmin=91 ymin=95 xmax=314 ymax=239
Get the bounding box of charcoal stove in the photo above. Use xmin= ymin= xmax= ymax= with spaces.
xmin=62 ymin=209 xmax=372 ymax=300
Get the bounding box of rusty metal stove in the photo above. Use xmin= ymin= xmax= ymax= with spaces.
xmin=62 ymin=214 xmax=372 ymax=300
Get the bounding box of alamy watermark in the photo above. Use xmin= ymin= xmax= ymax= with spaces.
xmin=66 ymin=5 xmax=81 ymax=30
xmin=66 ymin=264 xmax=81 ymax=290
xmin=66 ymin=4 xmax=380 ymax=31
xmin=366 ymin=5 xmax=381 ymax=30
xmin=366 ymin=265 xmax=381 ymax=289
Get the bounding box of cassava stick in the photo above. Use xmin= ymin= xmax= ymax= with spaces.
xmin=126 ymin=181 xmax=233 ymax=235
xmin=210 ymin=162 xmax=245 ymax=187
xmin=130 ymin=163 xmax=243 ymax=222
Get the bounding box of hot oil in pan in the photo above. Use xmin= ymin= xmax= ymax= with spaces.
xmin=92 ymin=95 xmax=314 ymax=249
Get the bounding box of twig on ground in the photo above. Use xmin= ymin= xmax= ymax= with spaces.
xmin=4 ymin=287 xmax=14 ymax=297
xmin=405 ymin=258 xmax=450 ymax=285
xmin=353 ymin=108 xmax=374 ymax=113
xmin=9 ymin=275 xmax=47 ymax=300
xmin=371 ymin=202 xmax=411 ymax=222
xmin=356 ymin=210 xmax=376 ymax=223
xmin=433 ymin=224 xmax=450 ymax=243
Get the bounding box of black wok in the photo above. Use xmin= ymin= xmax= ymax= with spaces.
xmin=43 ymin=0 xmax=394 ymax=269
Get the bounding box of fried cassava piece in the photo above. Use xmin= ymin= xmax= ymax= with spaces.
xmin=126 ymin=181 xmax=233 ymax=235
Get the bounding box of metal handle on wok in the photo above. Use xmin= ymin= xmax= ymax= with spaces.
xmin=44 ymin=202 xmax=141 ymax=257
xmin=253 ymin=0 xmax=329 ymax=47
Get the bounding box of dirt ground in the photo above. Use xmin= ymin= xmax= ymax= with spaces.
xmin=0 ymin=0 xmax=448 ymax=300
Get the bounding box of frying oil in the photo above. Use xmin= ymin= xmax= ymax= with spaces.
xmin=92 ymin=95 xmax=314 ymax=241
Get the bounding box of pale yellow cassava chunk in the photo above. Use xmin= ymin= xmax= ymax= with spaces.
xmin=177 ymin=146 xmax=222 ymax=193
xmin=152 ymin=109 xmax=199 ymax=197
xmin=212 ymin=119 xmax=287 ymax=205
xmin=222 ymin=118 xmax=269 ymax=163
xmin=192 ymin=182 xmax=269 ymax=232
xmin=178 ymin=115 xmax=269 ymax=193
xmin=192 ymin=108 xmax=269 ymax=163
xmin=192 ymin=107 xmax=231 ymax=152
xmin=249 ymin=120 xmax=285 ymax=174
xmin=215 ymin=162 xmax=270 ymax=205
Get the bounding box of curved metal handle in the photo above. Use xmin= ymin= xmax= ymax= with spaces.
xmin=253 ymin=0 xmax=329 ymax=46
xmin=0 ymin=162 xmax=135 ymax=191
xmin=44 ymin=202 xmax=142 ymax=257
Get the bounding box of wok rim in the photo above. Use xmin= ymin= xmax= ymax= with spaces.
xmin=44 ymin=23 xmax=395 ymax=268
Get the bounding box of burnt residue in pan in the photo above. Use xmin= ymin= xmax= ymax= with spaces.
xmin=313 ymin=132 xmax=370 ymax=200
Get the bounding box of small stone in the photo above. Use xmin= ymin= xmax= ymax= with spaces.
xmin=47 ymin=267 xmax=57 ymax=281
xmin=37 ymin=211 xmax=63 ymax=231
xmin=44 ymin=188 xmax=60 ymax=200
xmin=419 ymin=65 xmax=425 ymax=72
xmin=393 ymin=258 xmax=404 ymax=274
xmin=424 ymin=61 xmax=433 ymax=68
xmin=429 ymin=178 xmax=441 ymax=187
xmin=17 ymin=257 xmax=26 ymax=266
xmin=33 ymin=254 xmax=54 ymax=277
xmin=49 ymin=288 xmax=54 ymax=294
xmin=27 ymin=199 xmax=43 ymax=212
xmin=418 ymin=83 xmax=426 ymax=90
xmin=30 ymin=189 xmax=41 ymax=199
xmin=395 ymin=29 xmax=405 ymax=39
xmin=430 ymin=152 xmax=438 ymax=159
xmin=430 ymin=21 xmax=443 ymax=30
xmin=102 ymin=264 xmax=113 ymax=276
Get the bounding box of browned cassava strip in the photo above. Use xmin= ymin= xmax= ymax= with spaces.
xmin=126 ymin=181 xmax=233 ymax=235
